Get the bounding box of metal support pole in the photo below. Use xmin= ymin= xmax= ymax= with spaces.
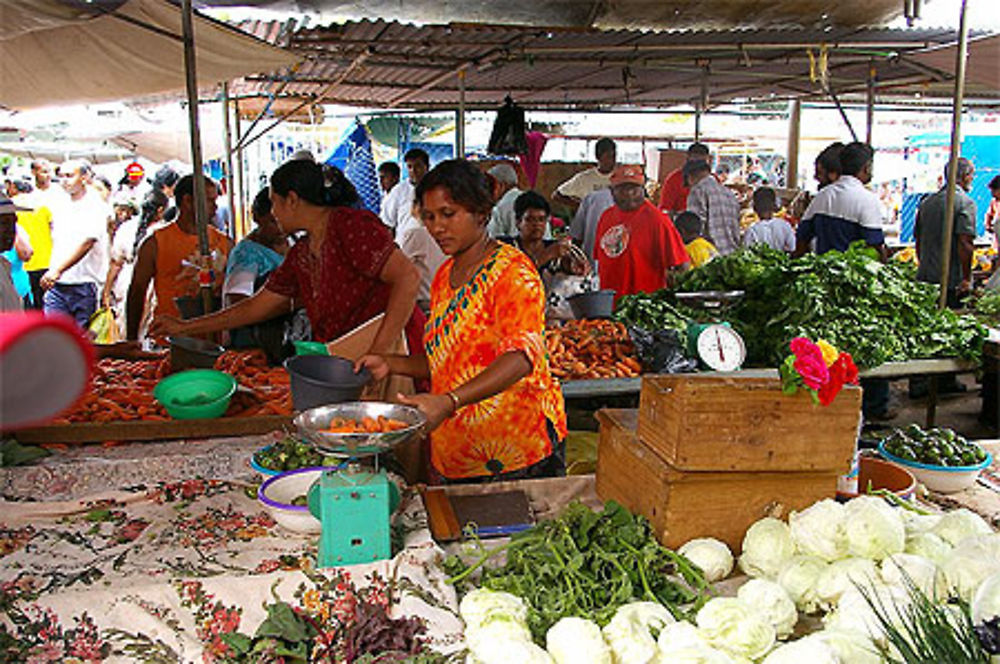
xmin=180 ymin=0 xmax=212 ymax=313
xmin=695 ymin=66 xmax=708 ymax=142
xmin=234 ymin=100 xmax=247 ymax=238
xmin=222 ymin=83 xmax=237 ymax=240
xmin=866 ymin=62 xmax=876 ymax=144
xmin=456 ymin=68 xmax=467 ymax=158
xmin=937 ymin=0 xmax=970 ymax=311
xmin=786 ymin=99 xmax=802 ymax=189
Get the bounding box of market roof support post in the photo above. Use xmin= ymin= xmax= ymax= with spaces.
xmin=937 ymin=0 xmax=970 ymax=311
xmin=456 ymin=68 xmax=467 ymax=159
xmin=222 ymin=82 xmax=238 ymax=239
xmin=181 ymin=0 xmax=213 ymax=314
xmin=695 ymin=65 xmax=709 ymax=142
xmin=865 ymin=62 xmax=876 ymax=145
xmin=786 ymin=100 xmax=801 ymax=189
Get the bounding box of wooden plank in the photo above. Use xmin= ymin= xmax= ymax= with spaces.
xmin=11 ymin=415 xmax=292 ymax=444
xmin=638 ymin=374 xmax=861 ymax=473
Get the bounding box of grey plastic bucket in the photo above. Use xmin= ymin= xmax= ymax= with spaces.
xmin=168 ymin=336 xmax=225 ymax=372
xmin=567 ymin=289 xmax=617 ymax=319
xmin=283 ymin=355 xmax=372 ymax=412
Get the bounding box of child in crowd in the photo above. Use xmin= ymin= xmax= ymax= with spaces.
xmin=674 ymin=211 xmax=718 ymax=267
xmin=743 ymin=187 xmax=795 ymax=253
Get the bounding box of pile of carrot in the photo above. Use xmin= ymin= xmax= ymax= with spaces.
xmin=49 ymin=351 xmax=294 ymax=425
xmin=323 ymin=416 xmax=409 ymax=434
xmin=545 ymin=319 xmax=642 ymax=381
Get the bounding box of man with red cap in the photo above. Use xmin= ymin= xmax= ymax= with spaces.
xmin=594 ymin=164 xmax=690 ymax=298
xmin=114 ymin=161 xmax=149 ymax=208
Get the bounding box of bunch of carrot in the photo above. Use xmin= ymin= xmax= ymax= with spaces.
xmin=51 ymin=357 xmax=171 ymax=423
xmin=545 ymin=319 xmax=642 ymax=381
xmin=323 ymin=416 xmax=409 ymax=434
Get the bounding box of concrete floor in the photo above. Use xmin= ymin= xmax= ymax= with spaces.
xmin=868 ymin=375 xmax=998 ymax=440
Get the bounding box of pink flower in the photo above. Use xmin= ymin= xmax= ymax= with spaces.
xmin=789 ymin=338 xmax=829 ymax=390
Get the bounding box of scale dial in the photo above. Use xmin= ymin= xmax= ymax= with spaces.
xmin=696 ymin=324 xmax=746 ymax=372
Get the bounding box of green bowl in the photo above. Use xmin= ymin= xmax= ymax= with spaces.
xmin=293 ymin=341 xmax=329 ymax=356
xmin=154 ymin=369 xmax=237 ymax=420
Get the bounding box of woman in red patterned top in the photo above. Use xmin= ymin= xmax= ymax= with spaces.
xmin=358 ymin=160 xmax=567 ymax=483
xmin=151 ymin=161 xmax=423 ymax=353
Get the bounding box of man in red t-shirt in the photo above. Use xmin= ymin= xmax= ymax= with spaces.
xmin=596 ymin=165 xmax=691 ymax=298
xmin=658 ymin=142 xmax=711 ymax=216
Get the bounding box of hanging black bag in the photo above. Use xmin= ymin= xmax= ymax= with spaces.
xmin=487 ymin=95 xmax=528 ymax=155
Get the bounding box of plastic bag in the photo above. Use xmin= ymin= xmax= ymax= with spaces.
xmin=87 ymin=306 xmax=120 ymax=344
xmin=627 ymin=326 xmax=698 ymax=374
xmin=487 ymin=96 xmax=528 ymax=155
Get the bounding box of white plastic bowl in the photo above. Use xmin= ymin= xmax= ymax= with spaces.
xmin=878 ymin=441 xmax=992 ymax=494
xmin=258 ymin=467 xmax=324 ymax=534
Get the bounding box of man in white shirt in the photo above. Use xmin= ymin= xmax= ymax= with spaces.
xmin=486 ymin=162 xmax=523 ymax=238
xmin=378 ymin=162 xmax=400 ymax=197
xmin=553 ymin=138 xmax=617 ymax=209
xmin=570 ymin=186 xmax=615 ymax=262
xmin=41 ymin=160 xmax=110 ymax=327
xmin=379 ymin=148 xmax=429 ymax=234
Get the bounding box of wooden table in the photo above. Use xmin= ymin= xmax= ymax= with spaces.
xmin=561 ymin=358 xmax=980 ymax=425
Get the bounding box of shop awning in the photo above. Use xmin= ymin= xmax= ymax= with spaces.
xmin=0 ymin=0 xmax=299 ymax=111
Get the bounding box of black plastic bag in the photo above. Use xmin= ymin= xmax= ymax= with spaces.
xmin=628 ymin=326 xmax=698 ymax=374
xmin=487 ymin=96 xmax=528 ymax=155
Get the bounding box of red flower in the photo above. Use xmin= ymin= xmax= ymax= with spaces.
xmin=839 ymin=352 xmax=859 ymax=384
xmin=817 ymin=353 xmax=859 ymax=405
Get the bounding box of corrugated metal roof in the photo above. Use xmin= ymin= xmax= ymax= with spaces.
xmin=229 ymin=18 xmax=986 ymax=110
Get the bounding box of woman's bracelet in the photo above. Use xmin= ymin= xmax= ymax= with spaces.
xmin=445 ymin=390 xmax=461 ymax=414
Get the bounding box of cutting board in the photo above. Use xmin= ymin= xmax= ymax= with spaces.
xmin=421 ymin=487 xmax=534 ymax=542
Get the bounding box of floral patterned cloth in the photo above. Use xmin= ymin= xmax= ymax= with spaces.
xmin=425 ymin=243 xmax=568 ymax=480
xmin=0 ymin=478 xmax=463 ymax=663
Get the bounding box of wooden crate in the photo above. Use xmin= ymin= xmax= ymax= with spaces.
xmin=637 ymin=374 xmax=861 ymax=473
xmin=11 ymin=415 xmax=292 ymax=445
xmin=596 ymin=409 xmax=838 ymax=553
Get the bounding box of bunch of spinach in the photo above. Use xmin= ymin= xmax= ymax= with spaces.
xmin=675 ymin=243 xmax=986 ymax=369
xmin=444 ymin=501 xmax=708 ymax=643
xmin=613 ymin=291 xmax=692 ymax=334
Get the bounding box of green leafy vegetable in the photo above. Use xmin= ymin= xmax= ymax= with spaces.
xmin=444 ymin=501 xmax=708 ymax=642
xmin=673 ymin=243 xmax=985 ymax=369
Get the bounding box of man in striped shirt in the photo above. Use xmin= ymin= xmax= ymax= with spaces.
xmin=794 ymin=142 xmax=887 ymax=260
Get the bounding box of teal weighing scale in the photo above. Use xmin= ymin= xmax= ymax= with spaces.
xmin=674 ymin=290 xmax=747 ymax=372
xmin=294 ymin=402 xmax=427 ymax=567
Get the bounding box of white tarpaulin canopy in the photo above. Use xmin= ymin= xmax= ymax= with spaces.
xmin=0 ymin=0 xmax=299 ymax=111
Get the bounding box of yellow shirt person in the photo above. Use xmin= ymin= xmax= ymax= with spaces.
xmin=686 ymin=237 xmax=718 ymax=268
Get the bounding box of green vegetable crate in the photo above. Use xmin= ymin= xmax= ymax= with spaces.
xmin=596 ymin=374 xmax=863 ymax=554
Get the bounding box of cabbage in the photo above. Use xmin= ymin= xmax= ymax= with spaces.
xmin=739 ymin=518 xmax=796 ymax=579
xmin=823 ymin=583 xmax=910 ymax=643
xmin=777 ymin=555 xmax=828 ymax=613
xmin=460 ymin=588 xmax=528 ymax=631
xmin=467 ymin=637 xmax=554 ymax=664
xmin=602 ymin=601 xmax=675 ymax=664
xmin=815 ymin=557 xmax=879 ymax=610
xmin=789 ymin=499 xmax=848 ymax=562
xmin=931 ymin=508 xmax=993 ymax=547
xmin=695 ymin=597 xmax=776 ymax=661
xmin=657 ymin=621 xmax=711 ymax=652
xmin=760 ymin=635 xmax=838 ymax=664
xmin=817 ymin=628 xmax=883 ymax=664
xmin=657 ymin=623 xmax=744 ymax=664
xmin=843 ymin=496 xmax=905 ymax=561
xmin=679 ymin=538 xmax=734 ymax=583
xmin=904 ymin=531 xmax=952 ymax=565
xmin=941 ymin=536 xmax=1000 ymax=602
xmin=973 ymin=571 xmax=1000 ymax=625
xmin=465 ymin=615 xmax=533 ymax=654
xmin=736 ymin=579 xmax=798 ymax=638
xmin=900 ymin=510 xmax=941 ymax=536
xmin=546 ymin=617 xmax=612 ymax=664
xmin=880 ymin=553 xmax=944 ymax=600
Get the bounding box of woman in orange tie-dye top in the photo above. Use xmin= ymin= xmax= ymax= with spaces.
xmin=358 ymin=159 xmax=567 ymax=483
